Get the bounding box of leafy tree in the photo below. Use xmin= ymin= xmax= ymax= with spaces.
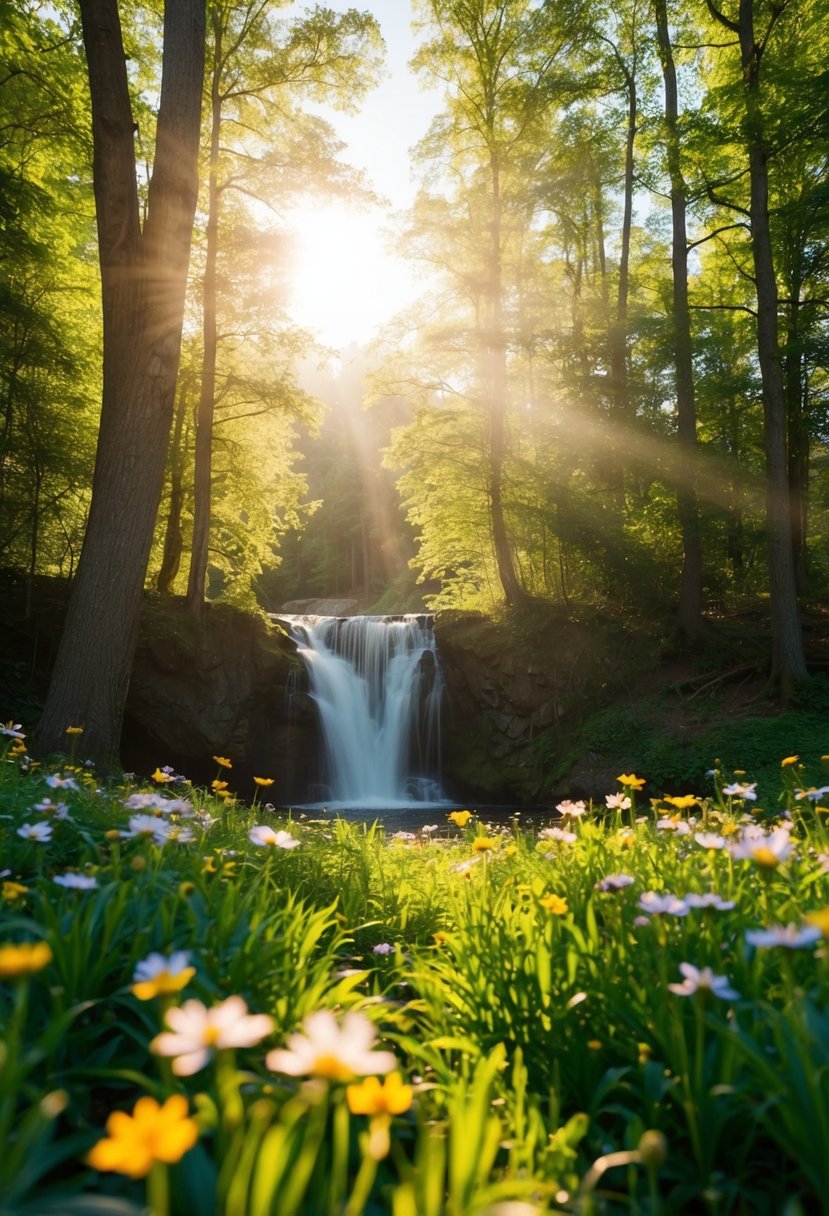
xmin=184 ymin=1 xmax=383 ymax=611
xmin=36 ymin=0 xmax=206 ymax=760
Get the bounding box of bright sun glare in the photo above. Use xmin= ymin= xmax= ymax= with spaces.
xmin=287 ymin=203 xmax=416 ymax=350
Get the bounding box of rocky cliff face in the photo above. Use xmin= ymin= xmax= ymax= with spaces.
xmin=125 ymin=603 xmax=318 ymax=799
xmin=435 ymin=609 xmax=627 ymax=804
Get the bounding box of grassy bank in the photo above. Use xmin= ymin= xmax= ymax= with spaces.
xmin=1 ymin=729 xmax=829 ymax=1214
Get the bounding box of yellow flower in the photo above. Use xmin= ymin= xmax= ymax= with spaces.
xmin=151 ymin=768 xmax=174 ymax=784
xmin=471 ymin=836 xmax=498 ymax=853
xmin=751 ymin=847 xmax=781 ymax=869
xmin=87 ymin=1094 xmax=198 ymax=1179
xmin=253 ymin=776 xmax=275 ymax=787
xmin=202 ymin=856 xmax=218 ymax=874
xmin=806 ymin=907 xmax=829 ymax=937
xmin=432 ymin=931 xmax=450 ymax=946
xmin=781 ymin=755 xmax=799 ymax=767
xmin=211 ymin=779 xmax=228 ymax=791
xmin=663 ymin=794 xmax=698 ymax=809
xmin=587 ymin=1040 xmax=603 ymax=1051
xmin=346 ymin=1072 xmax=413 ymax=1116
xmin=132 ymin=964 xmax=196 ymax=1001
xmin=617 ymin=773 xmax=646 ymax=790
xmin=213 ymin=756 xmax=232 ymax=769
xmin=65 ymin=725 xmax=84 ymax=735
xmin=539 ymin=893 xmax=569 ymax=915
xmin=0 ymin=941 xmax=52 ymax=979
xmin=1 ymin=881 xmax=27 ymax=903
xmin=448 ymin=810 xmax=473 ymax=827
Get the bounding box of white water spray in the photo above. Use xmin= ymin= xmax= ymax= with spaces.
xmin=280 ymin=615 xmax=446 ymax=808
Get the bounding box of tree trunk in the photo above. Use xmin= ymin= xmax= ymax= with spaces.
xmin=487 ymin=150 xmax=525 ymax=607
xmin=737 ymin=2 xmax=808 ymax=691
xmin=608 ymin=60 xmax=636 ymax=437
xmin=36 ymin=0 xmax=205 ymax=761
xmin=654 ymin=0 xmax=703 ymax=640
xmin=156 ymin=379 xmax=191 ymax=595
xmin=186 ymin=13 xmax=222 ymax=611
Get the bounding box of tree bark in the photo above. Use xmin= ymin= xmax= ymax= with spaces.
xmin=739 ymin=2 xmax=807 ymax=690
xmin=156 ymin=379 xmax=191 ymax=595
xmin=36 ymin=0 xmax=205 ymax=760
xmin=654 ymin=0 xmax=703 ymax=640
xmin=487 ymin=149 xmax=525 ymax=607
xmin=186 ymin=10 xmax=222 ymax=611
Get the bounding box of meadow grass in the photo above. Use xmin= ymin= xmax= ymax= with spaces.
xmin=1 ymin=730 xmax=829 ymax=1215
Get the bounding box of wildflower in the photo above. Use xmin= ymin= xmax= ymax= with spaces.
xmin=346 ymin=1071 xmax=413 ymax=1115
xmin=539 ymin=893 xmax=568 ymax=915
xmin=65 ymin=725 xmax=84 ymax=736
xmin=595 ymin=873 xmax=635 ymax=892
xmin=253 ymin=776 xmax=275 ymax=787
xmin=213 ymin=756 xmax=232 ymax=769
xmin=605 ymin=792 xmax=631 ymax=810
xmin=683 ymin=892 xmax=735 ymax=911
xmin=721 ymin=782 xmax=757 ymax=801
xmin=730 ymin=826 xmax=793 ymax=868
xmin=746 ymin=923 xmax=822 ymax=950
xmin=1 ymin=721 xmax=25 ymax=740
xmin=781 ymin=755 xmax=799 ymax=767
xmin=45 ymin=774 xmax=79 ymax=790
xmin=165 ymin=824 xmax=195 ymax=844
xmin=211 ymin=779 xmax=229 ymax=792
xmin=694 ymin=832 xmax=726 ymax=850
xmin=2 ymin=881 xmax=27 ymax=902
xmin=151 ymin=767 xmax=174 ymax=784
xmin=372 ymin=942 xmax=394 ymax=955
xmin=33 ymin=797 xmax=71 ymax=819
xmin=266 ymin=1010 xmax=397 ymax=1081
xmin=421 ymin=824 xmax=439 ymax=834
xmin=539 ymin=826 xmax=577 ymax=844
xmin=617 ymin=773 xmax=646 ymax=790
xmin=472 ymin=836 xmax=498 ymax=853
xmin=556 ymin=799 xmax=586 ymax=818
xmin=132 ymin=951 xmax=195 ymax=1000
xmin=17 ymin=822 xmax=52 ymax=843
xmin=668 ymin=963 xmax=739 ymax=999
xmin=124 ymin=814 xmax=171 ymax=843
xmin=53 ymin=872 xmax=98 ymax=890
xmin=433 ymin=931 xmax=450 ymax=946
xmin=657 ymin=818 xmax=691 ymax=835
xmin=86 ymin=1094 xmax=198 ymax=1178
xmin=151 ymin=996 xmax=273 ymax=1075
xmin=392 ymin=830 xmax=417 ymax=841
xmin=637 ymin=891 xmax=688 ymax=917
xmin=795 ymin=786 xmax=829 ymax=802
xmin=448 ymin=810 xmax=473 ymax=827
xmin=248 ymin=825 xmax=300 ymax=850
xmin=0 ymin=941 xmax=52 ymax=979
xmin=123 ymin=792 xmax=166 ymax=812
xmin=664 ymin=794 xmax=698 ymax=809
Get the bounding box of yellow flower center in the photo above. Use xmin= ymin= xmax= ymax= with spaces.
xmin=312 ymin=1053 xmax=356 ymax=1081
xmin=752 ymin=847 xmax=780 ymax=869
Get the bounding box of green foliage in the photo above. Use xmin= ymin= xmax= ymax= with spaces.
xmin=2 ymin=734 xmax=829 ymax=1212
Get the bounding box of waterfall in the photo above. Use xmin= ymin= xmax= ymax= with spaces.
xmin=280 ymin=614 xmax=446 ymax=808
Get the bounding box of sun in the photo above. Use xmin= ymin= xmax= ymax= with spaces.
xmin=286 ymin=202 xmax=416 ymax=350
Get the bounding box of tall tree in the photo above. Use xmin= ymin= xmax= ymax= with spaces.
xmin=37 ymin=0 xmax=205 ymax=759
xmin=652 ymin=0 xmax=703 ymax=638
xmin=706 ymin=0 xmax=808 ymax=692
xmin=412 ymin=0 xmax=587 ymax=607
xmin=184 ymin=2 xmax=382 ymax=611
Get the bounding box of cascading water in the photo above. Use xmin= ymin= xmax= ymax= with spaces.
xmin=280 ymin=614 xmax=447 ymax=808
